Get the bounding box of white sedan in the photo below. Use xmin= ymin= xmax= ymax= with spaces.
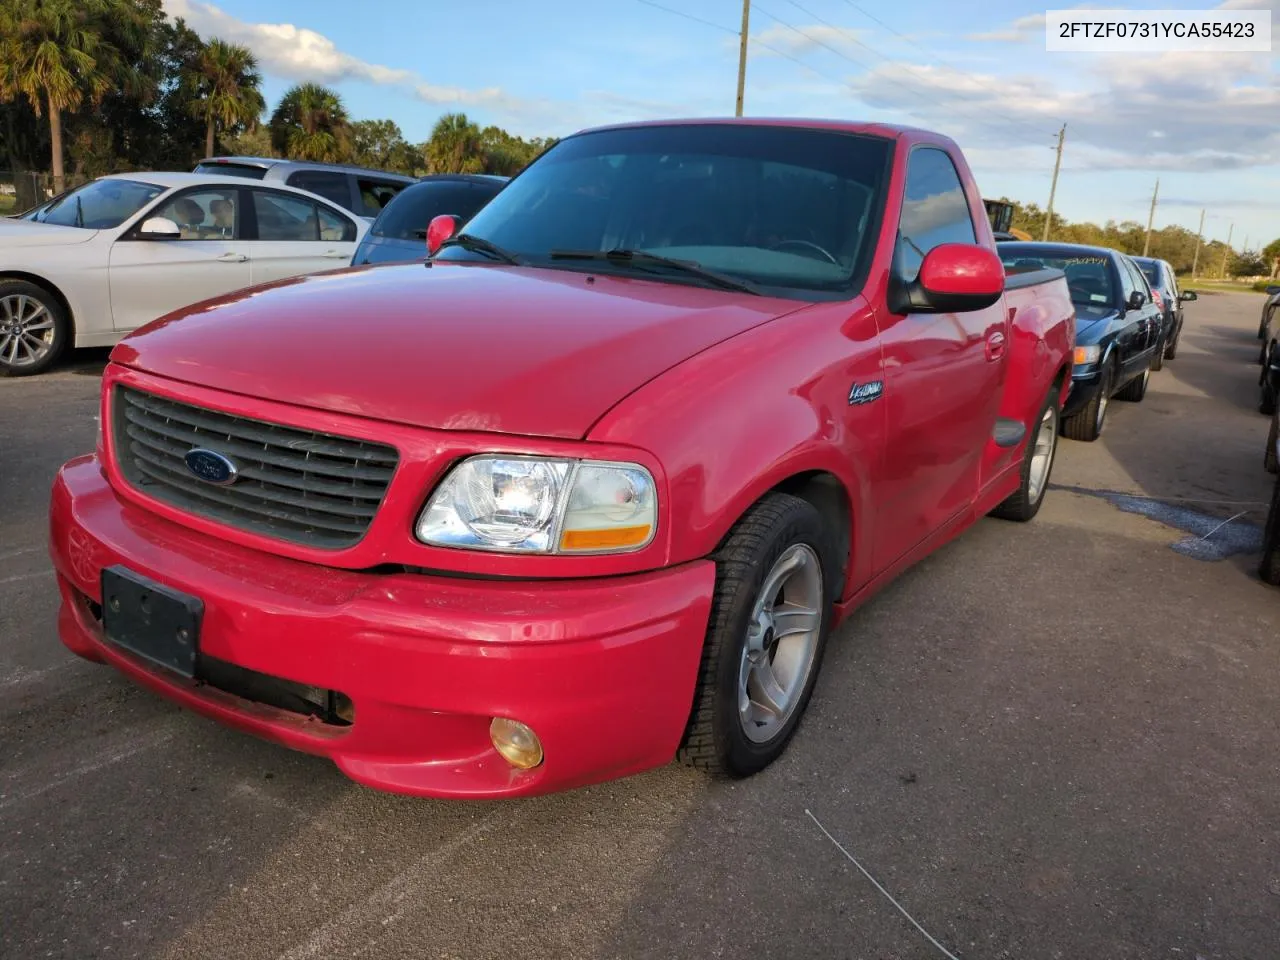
xmin=0 ymin=172 xmax=368 ymax=375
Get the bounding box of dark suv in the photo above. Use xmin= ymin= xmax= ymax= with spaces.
xmin=1133 ymin=256 xmax=1195 ymax=369
xmin=350 ymin=174 xmax=507 ymax=266
xmin=193 ymin=157 xmax=416 ymax=220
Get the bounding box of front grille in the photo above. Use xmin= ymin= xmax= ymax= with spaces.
xmin=113 ymin=386 xmax=399 ymax=549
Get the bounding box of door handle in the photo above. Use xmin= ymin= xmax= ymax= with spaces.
xmin=322 ymin=250 xmax=347 ymax=259
xmin=985 ymin=330 xmax=1006 ymax=361
xmin=216 ymin=252 xmax=248 ymax=263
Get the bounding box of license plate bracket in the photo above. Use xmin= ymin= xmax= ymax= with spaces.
xmin=100 ymin=566 xmax=203 ymax=678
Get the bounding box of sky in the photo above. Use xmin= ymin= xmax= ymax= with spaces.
xmin=163 ymin=0 xmax=1279 ymax=249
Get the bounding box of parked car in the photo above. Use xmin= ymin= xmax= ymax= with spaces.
xmin=1260 ymin=409 xmax=1280 ymax=585
xmin=49 ymin=118 xmax=1075 ymax=798
xmin=0 ymin=172 xmax=367 ymax=375
xmin=351 ymin=174 xmax=507 ymax=266
xmin=998 ymin=242 xmax=1164 ymax=441
xmin=1257 ymin=286 xmax=1280 ymax=414
xmin=194 ymin=157 xmax=415 ymax=220
xmin=1133 ymin=255 xmax=1195 ymax=369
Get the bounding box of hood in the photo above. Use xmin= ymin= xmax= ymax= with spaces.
xmin=0 ymin=218 xmax=99 ymax=246
xmin=112 ymin=262 xmax=805 ymax=440
xmin=1074 ymin=305 xmax=1119 ymax=342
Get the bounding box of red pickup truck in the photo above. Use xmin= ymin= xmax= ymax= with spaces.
xmin=50 ymin=119 xmax=1074 ymax=798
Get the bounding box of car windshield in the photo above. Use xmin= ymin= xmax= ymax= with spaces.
xmin=999 ymin=246 xmax=1118 ymax=311
xmin=434 ymin=124 xmax=893 ymax=299
xmin=33 ymin=178 xmax=165 ymax=229
xmin=373 ymin=181 xmax=501 ymax=241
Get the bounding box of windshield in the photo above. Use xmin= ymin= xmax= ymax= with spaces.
xmin=34 ymin=178 xmax=165 ymax=229
xmin=434 ymin=124 xmax=893 ymax=299
xmin=373 ymin=181 xmax=501 ymax=240
xmin=999 ymin=246 xmax=1118 ymax=311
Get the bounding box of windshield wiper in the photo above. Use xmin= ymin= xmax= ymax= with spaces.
xmin=548 ymin=249 xmax=762 ymax=295
xmin=436 ymin=233 xmax=522 ymax=265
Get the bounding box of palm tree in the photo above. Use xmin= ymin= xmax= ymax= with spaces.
xmin=425 ymin=113 xmax=484 ymax=174
xmin=192 ymin=39 xmax=265 ymax=159
xmin=0 ymin=0 xmax=140 ymax=193
xmin=269 ymin=83 xmax=352 ymax=163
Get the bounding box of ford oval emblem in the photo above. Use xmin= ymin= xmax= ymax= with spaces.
xmin=184 ymin=448 xmax=239 ymax=485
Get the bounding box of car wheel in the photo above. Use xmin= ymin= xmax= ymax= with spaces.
xmin=1265 ymin=410 xmax=1279 ymax=474
xmin=1262 ymin=345 xmax=1278 ymax=416
xmin=1260 ymin=340 xmax=1268 ymax=366
xmin=1164 ymin=328 xmax=1179 ymax=360
xmin=991 ymin=386 xmax=1060 ymax=523
xmin=1062 ymin=361 xmax=1113 ymax=442
xmin=1150 ymin=336 xmax=1165 ymax=371
xmin=1116 ymin=364 xmax=1150 ymax=402
xmin=0 ymin=280 xmax=69 ymax=377
xmin=678 ymin=492 xmax=836 ymax=778
xmin=1259 ymin=476 xmax=1280 ymax=587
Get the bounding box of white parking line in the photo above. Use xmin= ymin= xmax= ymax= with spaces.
xmin=276 ymin=815 xmax=501 ymax=960
xmin=0 ymin=723 xmax=176 ymax=813
xmin=0 ymin=663 xmax=68 ymax=689
xmin=0 ymin=570 xmax=51 ymax=587
xmin=0 ymin=546 xmax=43 ymax=563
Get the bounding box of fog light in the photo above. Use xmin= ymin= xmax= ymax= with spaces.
xmin=489 ymin=717 xmax=544 ymax=770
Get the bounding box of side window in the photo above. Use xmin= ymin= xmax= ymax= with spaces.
xmin=252 ymin=191 xmax=322 ymax=241
xmin=356 ymin=178 xmax=407 ymax=218
xmin=1117 ymin=258 xmax=1140 ymax=301
xmin=317 ymin=204 xmax=357 ymax=243
xmin=1127 ymin=259 xmax=1151 ymax=299
xmin=285 ymin=171 xmax=351 ymax=210
xmin=148 ymin=189 xmax=238 ymax=240
xmin=896 ymin=148 xmax=976 ymax=283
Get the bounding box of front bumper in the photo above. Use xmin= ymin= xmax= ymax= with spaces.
xmin=49 ymin=456 xmax=715 ymax=798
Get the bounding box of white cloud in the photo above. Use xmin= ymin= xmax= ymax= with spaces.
xmin=965 ymin=13 xmax=1046 ymax=43
xmin=749 ymin=23 xmax=866 ymax=58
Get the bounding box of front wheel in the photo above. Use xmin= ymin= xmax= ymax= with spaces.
xmin=678 ymin=493 xmax=836 ymax=778
xmin=991 ymin=388 xmax=1060 ymax=522
xmin=1265 ymin=410 xmax=1278 ymax=474
xmin=1150 ymin=335 xmax=1165 ymax=372
xmin=1259 ymin=476 xmax=1280 ymax=587
xmin=1261 ymin=348 xmax=1278 ymax=416
xmin=1115 ymin=365 xmax=1150 ymax=402
xmin=1062 ymin=361 xmax=1113 ymax=442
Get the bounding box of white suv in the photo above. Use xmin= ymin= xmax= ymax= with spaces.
xmin=193 ymin=157 xmax=416 ymax=221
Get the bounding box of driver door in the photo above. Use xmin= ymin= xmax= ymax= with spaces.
xmin=108 ymin=187 xmax=251 ymax=332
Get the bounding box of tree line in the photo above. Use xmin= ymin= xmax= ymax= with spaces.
xmin=995 ymin=197 xmax=1280 ymax=280
xmin=0 ymin=0 xmax=555 ymax=209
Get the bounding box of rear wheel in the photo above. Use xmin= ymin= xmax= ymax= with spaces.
xmin=678 ymin=493 xmax=836 ymax=778
xmin=0 ymin=280 xmax=69 ymax=377
xmin=1062 ymin=362 xmax=1113 ymax=442
xmin=1265 ymin=409 xmax=1278 ymax=474
xmin=991 ymin=388 xmax=1059 ymax=522
xmin=1150 ymin=334 xmax=1165 ymax=371
xmin=1115 ymin=365 xmax=1150 ymax=403
xmin=1261 ymin=345 xmax=1278 ymax=416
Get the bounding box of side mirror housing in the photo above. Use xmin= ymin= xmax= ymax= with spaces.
xmin=891 ymin=243 xmax=1005 ymax=314
xmin=1179 ymin=290 xmax=1198 ymax=302
xmin=138 ymin=216 xmax=182 ymax=240
xmin=426 ymin=214 xmax=458 ymax=256
xmin=1126 ymin=290 xmax=1146 ymax=311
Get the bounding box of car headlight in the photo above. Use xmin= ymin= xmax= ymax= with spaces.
xmin=1073 ymin=344 xmax=1101 ymax=366
xmin=417 ymin=455 xmax=657 ymax=554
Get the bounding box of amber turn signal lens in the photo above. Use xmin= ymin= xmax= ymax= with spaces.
xmin=490 ymin=717 xmax=544 ymax=770
xmin=559 ymin=525 xmax=652 ymax=552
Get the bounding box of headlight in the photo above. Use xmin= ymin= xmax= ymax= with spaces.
xmin=417 ymin=456 xmax=657 ymax=554
xmin=1073 ymin=344 xmax=1101 ymax=366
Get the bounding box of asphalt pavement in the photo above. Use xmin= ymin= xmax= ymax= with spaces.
xmin=2 ymin=293 xmax=1278 ymax=960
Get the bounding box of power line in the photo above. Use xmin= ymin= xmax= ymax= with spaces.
xmin=772 ymin=0 xmax=1058 ymax=140
xmin=834 ymin=0 xmax=1061 ymax=136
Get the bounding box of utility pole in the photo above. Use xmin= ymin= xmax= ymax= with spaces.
xmin=735 ymin=0 xmax=751 ymax=117
xmin=1220 ymin=223 xmax=1233 ymax=279
xmin=1142 ymin=177 xmax=1159 ymax=257
xmin=1190 ymin=208 xmax=1205 ymax=279
xmin=1043 ymin=124 xmax=1066 ymax=241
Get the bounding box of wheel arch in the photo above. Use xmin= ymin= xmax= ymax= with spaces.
xmin=0 ymin=271 xmax=75 ymax=333
xmin=769 ymin=470 xmax=853 ymax=594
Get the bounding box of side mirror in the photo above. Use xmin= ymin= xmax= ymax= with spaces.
xmin=138 ymin=216 xmax=181 ymax=239
xmin=426 ymin=214 xmax=458 ymax=256
xmin=896 ymin=243 xmax=1005 ymax=313
xmin=1126 ymin=290 xmax=1146 ymax=311
xmin=1179 ymin=290 xmax=1198 ymax=302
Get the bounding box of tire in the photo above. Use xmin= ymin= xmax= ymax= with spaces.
xmin=1150 ymin=337 xmax=1164 ymax=371
xmin=991 ymin=387 xmax=1060 ymax=522
xmin=1062 ymin=360 xmax=1113 ymax=442
xmin=1262 ymin=347 xmax=1278 ymax=416
xmin=678 ymin=492 xmax=837 ymax=778
xmin=1260 ymin=339 xmax=1268 ymax=366
xmin=0 ymin=280 xmax=69 ymax=377
xmin=1259 ymin=476 xmax=1280 ymax=587
xmin=1265 ymin=410 xmax=1279 ymax=474
xmin=1115 ymin=364 xmax=1150 ymax=403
